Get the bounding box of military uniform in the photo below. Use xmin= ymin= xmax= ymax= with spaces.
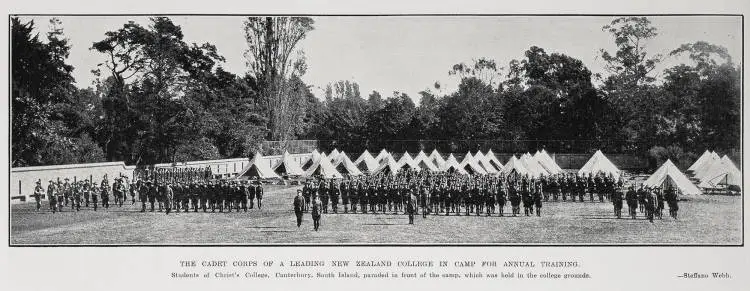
xmin=294 ymin=191 xmax=305 ymax=227
xmin=311 ymin=197 xmax=322 ymax=231
xmin=33 ymin=181 xmax=44 ymax=211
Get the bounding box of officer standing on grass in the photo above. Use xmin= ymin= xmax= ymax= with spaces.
xmin=294 ymin=189 xmax=305 ymax=227
xmin=406 ymin=189 xmax=417 ymax=224
xmin=311 ymin=195 xmax=322 ymax=231
xmin=47 ymin=180 xmax=58 ymax=213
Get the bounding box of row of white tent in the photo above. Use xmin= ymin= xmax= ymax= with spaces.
xmin=233 ymin=148 xmax=735 ymax=196
xmin=234 ymin=149 xmax=568 ymax=180
xmin=687 ymin=150 xmax=741 ymax=189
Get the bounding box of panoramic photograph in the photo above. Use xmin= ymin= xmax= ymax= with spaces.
xmin=9 ymin=15 xmax=742 ymax=245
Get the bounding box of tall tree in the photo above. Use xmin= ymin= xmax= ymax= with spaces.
xmin=243 ymin=17 xmax=315 ymax=142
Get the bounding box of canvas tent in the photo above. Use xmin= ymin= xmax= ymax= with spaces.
xmin=397 ymin=151 xmax=421 ymax=171
xmin=236 ymin=152 xmax=280 ymax=179
xmin=373 ymin=156 xmax=402 ymax=176
xmin=687 ymin=150 xmax=713 ymax=173
xmin=328 ymin=149 xmax=341 ymax=162
xmin=498 ymin=155 xmax=529 ymax=178
xmin=537 ymin=150 xmax=563 ymax=174
xmin=459 ymin=152 xmax=487 ymax=175
xmin=413 ymin=150 xmax=440 ymax=171
xmin=578 ymin=150 xmax=621 ymax=180
xmin=429 ymin=149 xmax=447 ymax=169
xmin=697 ymin=155 xmax=741 ymax=189
xmin=520 ymin=154 xmax=549 ymax=178
xmin=354 ymin=150 xmax=379 ymax=173
xmin=271 ymin=151 xmax=305 ymax=176
xmin=375 ymin=149 xmax=390 ymax=163
xmin=474 ymin=151 xmax=499 ymax=173
xmin=302 ymin=150 xmax=322 ymax=170
xmin=303 ymin=154 xmax=343 ymax=179
xmin=441 ymin=154 xmax=468 ymax=174
xmin=332 ymin=152 xmax=363 ymax=176
xmin=485 ymin=149 xmax=504 ymax=171
xmin=692 ymin=151 xmax=721 ymax=179
xmin=642 ymin=159 xmax=702 ymax=195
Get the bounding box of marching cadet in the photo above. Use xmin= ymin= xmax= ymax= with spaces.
xmin=612 ymin=186 xmax=624 ymax=219
xmin=182 ymin=182 xmax=192 ymax=212
xmin=665 ymin=186 xmax=679 ymax=220
xmin=55 ymin=178 xmax=65 ymax=212
xmin=359 ymin=181 xmax=369 ymax=214
xmin=645 ymin=187 xmax=657 ymax=223
xmin=329 ymin=180 xmax=340 ymax=214
xmin=576 ymin=175 xmax=586 ymax=202
xmin=587 ymin=174 xmax=596 ymax=202
xmin=655 ymin=187 xmax=665 ymax=220
xmin=521 ymin=179 xmax=532 ymax=216
xmin=407 ymin=189 xmax=417 ymax=224
xmin=533 ymin=182 xmax=543 ymax=217
xmin=33 ymin=180 xmax=44 ymax=211
xmin=91 ymin=183 xmax=99 ymax=211
xmin=302 ymin=182 xmax=312 ymax=212
xmin=72 ymin=182 xmax=82 ymax=211
xmin=420 ymin=185 xmax=429 ymax=218
xmin=47 ymin=180 xmax=59 ymax=213
xmin=637 ymin=185 xmax=647 ymax=213
xmin=148 ymin=181 xmax=157 ymax=212
xmin=625 ymin=185 xmax=638 ymax=219
xmin=139 ymin=181 xmax=148 ymax=212
xmin=509 ymin=180 xmax=521 ymax=216
xmin=496 ymin=182 xmax=506 ymax=217
xmin=129 ymin=180 xmax=138 ymax=205
xmin=319 ymin=180 xmax=329 ymax=214
xmin=101 ymin=179 xmax=110 ymax=210
xmin=112 ymin=178 xmax=122 ymax=207
xmin=293 ymin=190 xmax=305 ymax=227
xmin=62 ymin=178 xmax=71 ymax=206
xmin=486 ymin=183 xmax=496 ymax=216
xmin=367 ymin=182 xmax=376 ymax=213
xmin=311 ymin=195 xmax=322 ymax=231
xmin=349 ymin=180 xmax=359 ymax=213
xmin=239 ymin=182 xmax=249 ymax=212
xmin=255 ymin=180 xmax=264 ymax=210
xmin=199 ymin=182 xmax=209 ymax=212
xmin=164 ymin=182 xmax=174 ymax=215
xmin=340 ymin=180 xmax=349 ymax=214
xmin=247 ymin=181 xmax=256 ymax=209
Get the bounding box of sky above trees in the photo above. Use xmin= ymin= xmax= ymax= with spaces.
xmin=20 ymin=16 xmax=741 ymax=103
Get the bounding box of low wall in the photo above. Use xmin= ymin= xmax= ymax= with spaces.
xmin=10 ymin=162 xmax=136 ymax=203
xmin=153 ymin=153 xmax=313 ymax=178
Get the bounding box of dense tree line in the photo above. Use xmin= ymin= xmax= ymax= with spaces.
xmin=12 ymin=17 xmax=740 ymax=169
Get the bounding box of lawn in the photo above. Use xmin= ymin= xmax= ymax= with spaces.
xmin=10 ymin=185 xmax=742 ymax=245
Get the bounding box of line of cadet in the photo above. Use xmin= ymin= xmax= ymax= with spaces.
xmin=33 ymin=175 xmax=130 ymax=213
xmin=300 ymin=170 xmax=678 ymax=221
xmin=32 ymin=175 xmax=266 ymax=215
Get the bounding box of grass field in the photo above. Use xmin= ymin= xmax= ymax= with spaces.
xmin=10 ymin=185 xmax=742 ymax=245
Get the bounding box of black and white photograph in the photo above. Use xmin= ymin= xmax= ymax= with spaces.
xmin=9 ymin=14 xmax=742 ymax=246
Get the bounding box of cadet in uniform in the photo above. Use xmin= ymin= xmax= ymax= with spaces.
xmin=47 ymin=180 xmax=58 ymax=213
xmin=329 ymin=180 xmax=339 ymax=214
xmin=311 ymin=195 xmax=322 ymax=231
xmin=407 ymin=189 xmax=417 ymax=224
xmin=33 ymin=180 xmax=44 ymax=211
xmin=533 ymin=183 xmax=543 ymax=217
xmin=612 ymin=186 xmax=623 ymax=218
xmin=255 ymin=181 xmax=264 ymax=209
xmin=625 ymin=185 xmax=638 ymax=219
xmin=341 ymin=181 xmax=349 ymax=213
xmin=665 ymin=186 xmax=678 ymax=220
xmin=294 ymin=190 xmax=305 ymax=227
xmin=91 ymin=183 xmax=99 ymax=211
